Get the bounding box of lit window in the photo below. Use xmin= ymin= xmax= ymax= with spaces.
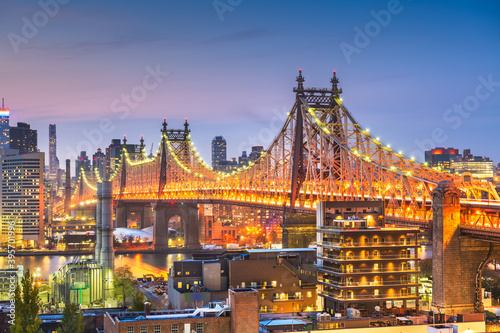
xmin=307 ymin=291 xmax=312 ymax=298
xmin=374 ymin=289 xmax=379 ymax=296
xmin=271 ymin=281 xmax=277 ymax=287
xmin=177 ymin=282 xmax=182 ymax=289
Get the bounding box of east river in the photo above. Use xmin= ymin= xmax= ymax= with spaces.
xmin=1 ymin=253 xmax=191 ymax=279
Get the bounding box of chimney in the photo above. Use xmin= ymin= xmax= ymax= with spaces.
xmin=95 ymin=182 xmax=102 ymax=264
xmin=64 ymin=159 xmax=71 ymax=215
xmin=101 ymin=180 xmax=115 ymax=300
xmin=144 ymin=302 xmax=151 ymax=316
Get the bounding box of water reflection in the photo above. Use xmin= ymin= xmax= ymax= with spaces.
xmin=0 ymin=253 xmax=190 ymax=279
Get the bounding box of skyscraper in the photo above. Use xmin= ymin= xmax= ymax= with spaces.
xmin=0 ymin=150 xmax=45 ymax=247
xmin=93 ymin=148 xmax=106 ymax=180
xmin=48 ymin=124 xmax=59 ymax=180
xmin=9 ymin=122 xmax=37 ymax=154
xmin=212 ymin=136 xmax=226 ymax=170
xmin=75 ymin=151 xmax=91 ymax=179
xmin=0 ymin=99 xmax=9 ymax=149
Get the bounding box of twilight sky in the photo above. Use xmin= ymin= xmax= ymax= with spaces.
xmin=1 ymin=0 xmax=499 ymax=175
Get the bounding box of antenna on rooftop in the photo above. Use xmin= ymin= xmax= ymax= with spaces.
xmin=2 ymin=98 xmax=4 ymax=109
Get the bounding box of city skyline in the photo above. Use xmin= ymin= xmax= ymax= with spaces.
xmin=0 ymin=1 xmax=499 ymax=170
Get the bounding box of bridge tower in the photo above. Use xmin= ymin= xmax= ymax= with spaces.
xmin=432 ymin=180 xmax=496 ymax=315
xmin=282 ymin=70 xmax=343 ymax=248
xmin=153 ymin=119 xmax=201 ymax=250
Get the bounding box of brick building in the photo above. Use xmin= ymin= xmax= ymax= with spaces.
xmin=104 ymin=289 xmax=258 ymax=333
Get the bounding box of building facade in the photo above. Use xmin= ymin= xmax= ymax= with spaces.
xmin=424 ymin=147 xmax=459 ymax=170
xmin=211 ymin=136 xmax=226 ymax=170
xmin=48 ymin=124 xmax=58 ymax=180
xmin=0 ymin=103 xmax=9 ymax=149
xmin=316 ymin=202 xmax=420 ymax=316
xmin=0 ymin=150 xmax=44 ymax=247
xmin=9 ymin=122 xmax=37 ymax=154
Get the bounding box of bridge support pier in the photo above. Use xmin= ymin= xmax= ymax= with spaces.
xmin=282 ymin=213 xmax=316 ymax=248
xmin=153 ymin=202 xmax=200 ymax=251
xmin=115 ymin=202 xmax=153 ymax=229
xmin=432 ymin=180 xmax=499 ymax=315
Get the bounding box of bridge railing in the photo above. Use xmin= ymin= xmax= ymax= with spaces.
xmin=317 ymin=240 xmax=417 ymax=247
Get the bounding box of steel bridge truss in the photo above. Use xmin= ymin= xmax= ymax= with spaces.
xmin=71 ymin=71 xmax=498 ymax=224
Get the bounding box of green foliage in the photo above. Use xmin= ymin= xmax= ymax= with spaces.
xmin=115 ymin=265 xmax=135 ymax=307
xmin=10 ymin=270 xmax=42 ymax=333
xmin=129 ymin=289 xmax=147 ymax=312
xmin=56 ymin=303 xmax=85 ymax=333
xmin=486 ymin=310 xmax=496 ymax=321
xmin=419 ymin=258 xmax=432 ymax=279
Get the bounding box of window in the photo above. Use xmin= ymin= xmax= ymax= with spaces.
xmin=171 ymin=324 xmax=179 ymax=333
xmin=177 ymin=282 xmax=182 ymax=289
xmin=186 ymin=271 xmax=190 ymax=275
xmin=196 ymin=323 xmax=203 ymax=333
xmin=241 ymin=282 xmax=246 ymax=288
xmin=140 ymin=326 xmax=148 ymax=333
xmin=295 ymin=292 xmax=302 ymax=300
xmin=127 ymin=327 xmax=134 ymax=333
xmin=307 ymin=291 xmax=312 ymax=298
xmin=261 ymin=293 xmax=266 ymax=300
xmin=346 ymin=264 xmax=353 ymax=273
xmin=374 ymin=289 xmax=379 ymax=296
xmin=373 ymin=237 xmax=379 ymax=244
xmin=373 ymin=263 xmax=379 ymax=271
xmin=373 ymin=250 xmax=379 ymax=258
xmin=401 ymin=288 xmax=408 ymax=296
xmin=251 ymin=282 xmax=257 ymax=288
xmin=271 ymin=281 xmax=277 ymax=287
xmin=154 ymin=325 xmax=161 ymax=333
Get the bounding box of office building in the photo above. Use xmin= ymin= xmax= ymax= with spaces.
xmin=212 ymin=136 xmax=227 ymax=170
xmin=0 ymin=149 xmax=44 ymax=247
xmin=75 ymin=151 xmax=91 ymax=180
xmin=92 ymin=148 xmax=106 ymax=180
xmin=424 ymin=147 xmax=459 ymax=170
xmin=450 ymin=150 xmax=494 ymax=180
xmin=249 ymin=145 xmax=264 ymax=162
xmin=0 ymin=99 xmax=10 ymax=149
xmin=316 ymin=201 xmax=420 ymax=316
xmin=9 ymin=122 xmax=37 ymax=154
xmin=48 ymin=124 xmax=58 ymax=180
xmin=238 ymin=150 xmax=249 ymax=165
xmin=106 ymin=139 xmax=122 ymax=172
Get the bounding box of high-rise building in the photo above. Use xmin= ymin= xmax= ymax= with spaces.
xmin=249 ymin=145 xmax=264 ymax=162
xmin=75 ymin=151 xmax=91 ymax=180
xmin=9 ymin=122 xmax=37 ymax=154
xmin=316 ymin=201 xmax=420 ymax=316
xmin=212 ymin=136 xmax=227 ymax=170
xmin=92 ymin=148 xmax=106 ymax=180
xmin=106 ymin=139 xmax=122 ymax=173
xmin=48 ymin=124 xmax=59 ymax=180
xmin=0 ymin=99 xmax=10 ymax=149
xmin=424 ymin=147 xmax=459 ymax=170
xmin=450 ymin=150 xmax=494 ymax=180
xmin=0 ymin=149 xmax=44 ymax=247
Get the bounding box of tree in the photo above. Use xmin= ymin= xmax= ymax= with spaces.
xmin=10 ymin=270 xmax=41 ymax=333
xmin=419 ymin=258 xmax=432 ymax=279
xmin=56 ymin=303 xmax=85 ymax=333
xmin=129 ymin=289 xmax=148 ymax=312
xmin=115 ymin=265 xmax=135 ymax=307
